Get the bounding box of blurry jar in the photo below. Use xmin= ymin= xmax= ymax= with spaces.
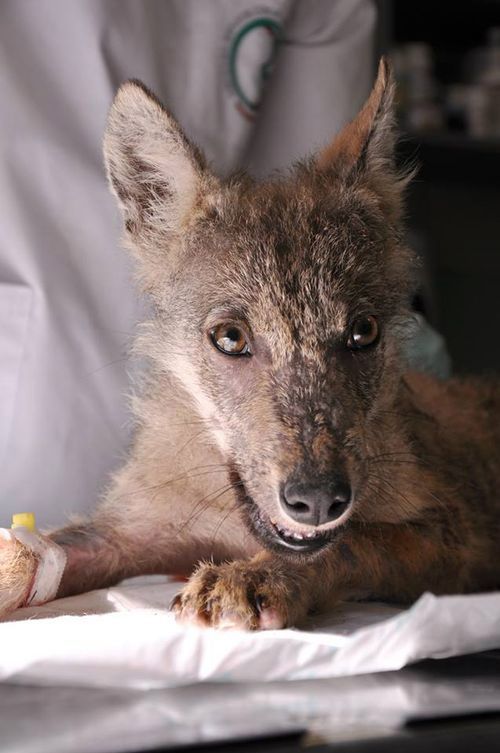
xmin=463 ymin=27 xmax=500 ymax=138
xmin=446 ymin=84 xmax=492 ymax=137
xmin=391 ymin=43 xmax=443 ymax=133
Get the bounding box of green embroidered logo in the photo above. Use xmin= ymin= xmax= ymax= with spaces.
xmin=229 ymin=16 xmax=283 ymax=118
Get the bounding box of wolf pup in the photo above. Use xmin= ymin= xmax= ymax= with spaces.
xmin=2 ymin=60 xmax=499 ymax=628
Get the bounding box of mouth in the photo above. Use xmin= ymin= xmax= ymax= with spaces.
xmin=267 ymin=519 xmax=331 ymax=553
xmin=228 ymin=464 xmax=342 ymax=556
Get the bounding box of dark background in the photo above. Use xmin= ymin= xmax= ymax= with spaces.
xmin=376 ymin=0 xmax=500 ymax=375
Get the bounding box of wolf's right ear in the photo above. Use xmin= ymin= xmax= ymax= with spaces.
xmin=316 ymin=59 xmax=410 ymax=222
xmin=316 ymin=58 xmax=395 ymax=177
xmin=104 ymin=81 xmax=207 ymax=242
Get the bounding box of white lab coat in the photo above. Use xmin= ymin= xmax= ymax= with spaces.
xmin=0 ymin=0 xmax=375 ymax=527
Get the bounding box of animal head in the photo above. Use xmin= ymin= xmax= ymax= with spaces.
xmin=104 ymin=59 xmax=417 ymax=558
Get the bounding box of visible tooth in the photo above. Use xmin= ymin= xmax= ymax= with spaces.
xmin=306 ymin=532 xmax=316 ymax=539
xmin=292 ymin=532 xmax=304 ymax=540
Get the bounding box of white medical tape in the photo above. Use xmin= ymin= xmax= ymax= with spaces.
xmin=9 ymin=528 xmax=67 ymax=606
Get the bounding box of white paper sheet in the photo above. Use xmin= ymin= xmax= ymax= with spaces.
xmin=1 ymin=577 xmax=500 ymax=689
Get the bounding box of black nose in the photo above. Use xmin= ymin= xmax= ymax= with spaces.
xmin=281 ymin=478 xmax=352 ymax=527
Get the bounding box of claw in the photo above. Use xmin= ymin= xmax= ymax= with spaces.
xmin=258 ymin=607 xmax=285 ymax=630
xmin=169 ymin=592 xmax=182 ymax=611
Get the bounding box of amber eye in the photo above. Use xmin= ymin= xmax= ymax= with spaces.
xmin=210 ymin=324 xmax=251 ymax=356
xmin=347 ymin=315 xmax=379 ymax=350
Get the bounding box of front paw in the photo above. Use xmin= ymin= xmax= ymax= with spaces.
xmin=171 ymin=556 xmax=310 ymax=630
xmin=0 ymin=533 xmax=38 ymax=617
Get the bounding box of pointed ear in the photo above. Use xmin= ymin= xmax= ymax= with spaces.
xmin=316 ymin=58 xmax=411 ymax=221
xmin=317 ymin=58 xmax=395 ymax=175
xmin=103 ymin=80 xmax=207 ymax=242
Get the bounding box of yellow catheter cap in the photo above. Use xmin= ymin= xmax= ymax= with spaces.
xmin=11 ymin=513 xmax=36 ymax=531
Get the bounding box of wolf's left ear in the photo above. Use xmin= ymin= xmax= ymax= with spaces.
xmin=104 ymin=80 xmax=208 ymax=242
xmin=316 ymin=58 xmax=408 ymax=218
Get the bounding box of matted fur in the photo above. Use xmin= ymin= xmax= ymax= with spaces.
xmin=1 ymin=60 xmax=499 ymax=629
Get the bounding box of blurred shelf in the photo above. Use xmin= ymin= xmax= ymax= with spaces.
xmin=398 ymin=132 xmax=500 ymax=184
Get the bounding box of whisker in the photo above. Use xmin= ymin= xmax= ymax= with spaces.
xmin=368 ymin=458 xmax=423 ymax=469
xmin=112 ymin=465 xmax=229 ymax=502
xmin=367 ymin=472 xmax=423 ymax=519
xmin=148 ymin=467 xmax=232 ymax=507
xmin=366 ymin=450 xmax=418 ymax=461
xmin=85 ymin=356 xmax=130 ymax=376
xmin=172 ymin=426 xmax=213 ymax=461
xmin=167 ymin=419 xmax=215 ymax=428
xmin=177 ymin=481 xmax=243 ymax=535
xmin=177 ymin=483 xmax=233 ymax=533
xmin=366 ymin=450 xmax=441 ymax=468
xmin=211 ymin=504 xmax=241 ymax=544
xmin=376 ymin=409 xmax=436 ymax=424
